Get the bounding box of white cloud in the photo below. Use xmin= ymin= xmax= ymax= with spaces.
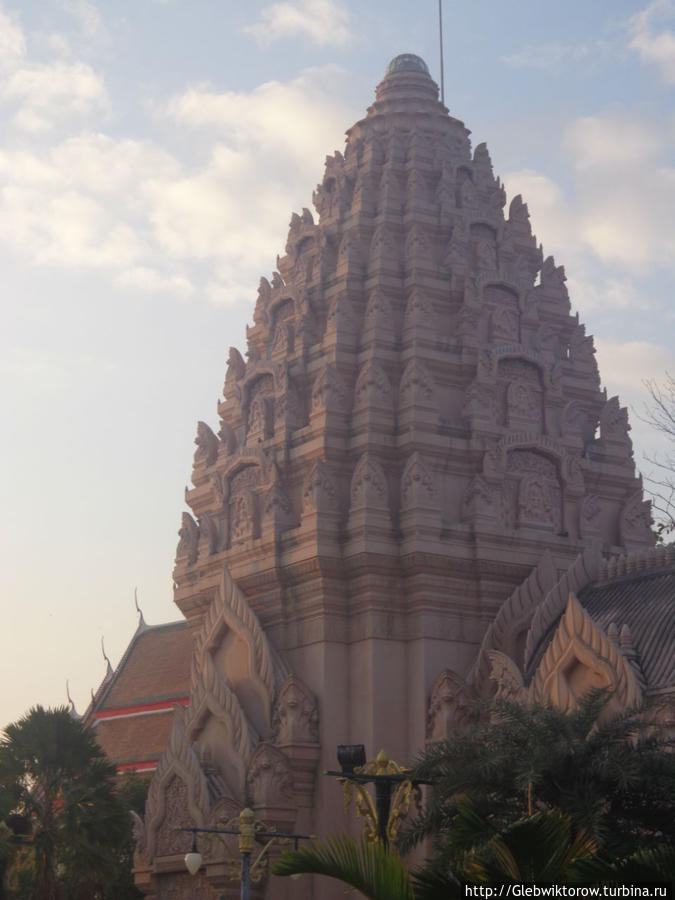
xmin=505 ymin=111 xmax=675 ymax=272
xmin=0 ymin=185 xmax=143 ymax=266
xmin=2 ymin=60 xmax=108 ymax=132
xmin=594 ymin=339 xmax=675 ymax=464
xmin=564 ymin=114 xmax=662 ymax=170
xmin=0 ymin=6 xmax=25 ymax=71
xmin=165 ymin=65 xmax=352 ymax=166
xmin=502 ymin=169 xmax=574 ymax=260
xmin=244 ymin=0 xmax=352 ymax=48
xmin=115 ymin=266 xmax=194 ymax=298
xmin=0 ymin=66 xmax=358 ymax=307
xmin=628 ymin=0 xmax=675 ymax=83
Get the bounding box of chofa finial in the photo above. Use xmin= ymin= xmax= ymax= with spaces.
xmin=134 ymin=587 xmax=147 ymax=630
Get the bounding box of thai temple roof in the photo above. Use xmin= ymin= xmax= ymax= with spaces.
xmin=84 ymin=620 xmax=192 ymax=774
xmin=581 ymin=551 xmax=675 ymax=691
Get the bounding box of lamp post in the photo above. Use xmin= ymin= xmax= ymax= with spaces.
xmin=326 ymin=744 xmax=430 ymax=849
xmin=179 ymin=808 xmax=312 ymax=900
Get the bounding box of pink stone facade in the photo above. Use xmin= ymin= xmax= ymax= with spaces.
xmin=132 ymin=55 xmax=658 ymax=899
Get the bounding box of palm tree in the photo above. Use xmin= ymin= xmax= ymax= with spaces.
xmin=274 ymin=693 xmax=675 ymax=897
xmin=0 ymin=706 xmax=131 ymax=900
xmin=402 ymin=691 xmax=675 ymax=866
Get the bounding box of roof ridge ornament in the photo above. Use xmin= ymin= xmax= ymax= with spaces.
xmin=101 ymin=636 xmax=113 ymax=680
xmin=66 ymin=679 xmax=79 ymax=718
xmin=134 ymin=587 xmax=148 ymax=633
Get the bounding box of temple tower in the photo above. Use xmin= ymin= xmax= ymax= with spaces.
xmin=133 ymin=55 xmax=651 ymax=898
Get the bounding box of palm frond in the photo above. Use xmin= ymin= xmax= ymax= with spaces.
xmin=273 ymin=833 xmax=414 ymax=900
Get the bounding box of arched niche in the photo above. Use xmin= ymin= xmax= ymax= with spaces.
xmin=227 ymin=464 xmax=261 ymax=546
xmin=497 ymin=356 xmax=544 ymax=431
xmin=245 ymin=373 xmax=274 ymax=440
xmin=470 ymin=222 xmax=498 ymax=271
xmin=503 ymin=448 xmax=562 ymax=533
xmin=486 ymin=283 xmax=520 ymax=343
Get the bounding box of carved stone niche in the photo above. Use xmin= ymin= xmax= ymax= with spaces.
xmin=268 ymin=297 xmax=296 ymax=359
xmin=400 ymin=453 xmax=440 ymax=545
xmin=579 ymin=494 xmax=602 ymax=539
xmin=503 ymin=450 xmax=562 ymax=533
xmin=462 ymin=381 xmax=495 ymax=425
xmin=246 ymin=742 xmax=295 ymax=810
xmin=403 ymin=288 xmax=436 ymax=338
xmin=347 ymin=454 xmax=393 ymax=551
xmin=273 ymin=674 xmax=319 ymax=746
xmin=324 ymin=292 xmax=357 ymax=345
xmin=363 ymin=288 xmax=395 ymax=340
xmin=398 ymin=360 xmax=438 ymax=433
xmin=261 ymin=482 xmax=295 ymax=535
xmin=506 ymin=381 xmax=541 ymax=431
xmin=271 ymin=677 xmax=322 ymax=811
xmin=302 ymin=458 xmax=340 ymax=518
xmin=227 ymin=465 xmax=261 ymax=547
xmin=426 ymin=669 xmax=478 ymax=741
xmin=462 ymin=474 xmax=498 ymax=524
xmin=246 ymin=374 xmax=274 ymax=442
xmin=497 ymin=358 xmax=543 ymax=430
xmin=311 ymin=364 xmax=348 ymax=420
xmin=350 ymin=454 xmax=389 ymax=512
xmin=471 ymin=223 xmax=497 ymax=273
xmin=352 ymin=361 xmax=393 ymax=432
xmin=487 ymin=285 xmax=520 ymax=343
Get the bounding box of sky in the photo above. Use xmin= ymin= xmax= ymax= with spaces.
xmin=1 ymin=0 xmax=675 ymax=731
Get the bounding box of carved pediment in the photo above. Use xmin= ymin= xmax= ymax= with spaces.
xmin=531 ymin=593 xmax=642 ymax=713
xmin=524 ymin=545 xmax=601 ymax=672
xmin=196 ymin=565 xmax=289 ymax=727
xmin=144 ymin=706 xmax=212 ymax=859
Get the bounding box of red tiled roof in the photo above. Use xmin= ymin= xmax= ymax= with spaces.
xmin=93 ymin=708 xmax=177 ymax=766
xmin=100 ymin=621 xmax=192 ymax=710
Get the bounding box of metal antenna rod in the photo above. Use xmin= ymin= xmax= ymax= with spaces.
xmin=438 ymin=0 xmax=445 ymax=104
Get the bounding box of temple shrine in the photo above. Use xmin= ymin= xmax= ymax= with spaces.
xmin=84 ymin=54 xmax=674 ymax=899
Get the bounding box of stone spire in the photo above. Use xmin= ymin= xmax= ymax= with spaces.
xmin=141 ymin=56 xmax=653 ymax=896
